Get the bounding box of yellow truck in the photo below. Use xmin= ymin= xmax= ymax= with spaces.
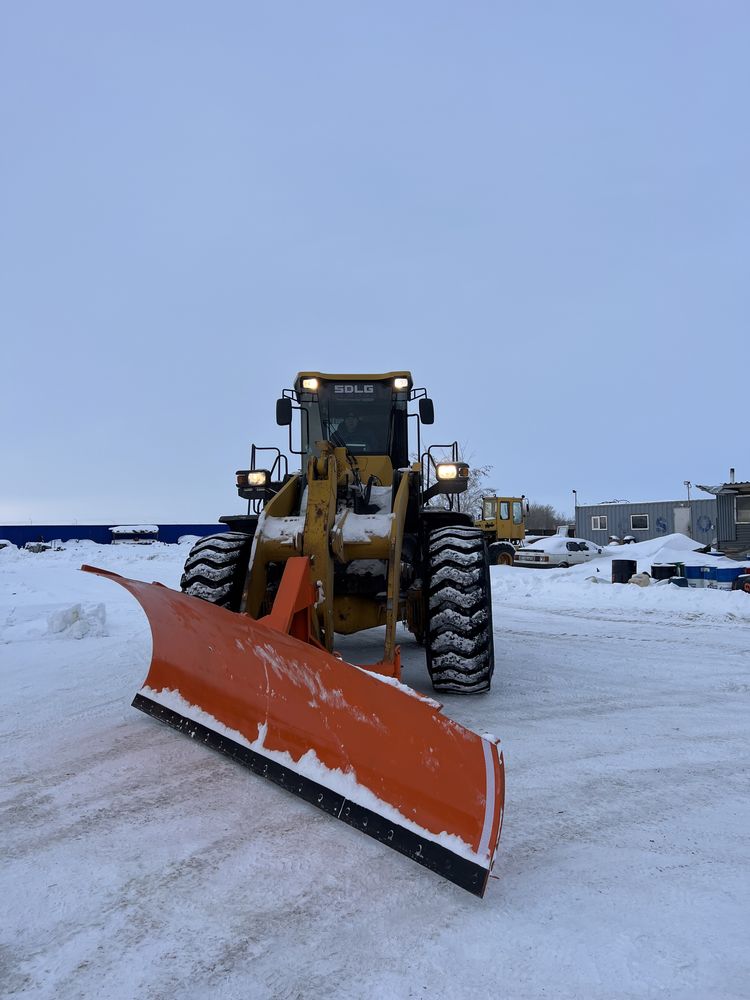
xmin=476 ymin=495 xmax=527 ymax=565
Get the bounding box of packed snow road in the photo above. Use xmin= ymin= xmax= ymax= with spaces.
xmin=2 ymin=540 xmax=749 ymax=999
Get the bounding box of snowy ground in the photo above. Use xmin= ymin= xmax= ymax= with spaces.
xmin=2 ymin=538 xmax=749 ymax=999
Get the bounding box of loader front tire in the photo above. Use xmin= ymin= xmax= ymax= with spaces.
xmin=489 ymin=541 xmax=515 ymax=566
xmin=425 ymin=526 xmax=495 ymax=694
xmin=180 ymin=532 xmax=254 ymax=612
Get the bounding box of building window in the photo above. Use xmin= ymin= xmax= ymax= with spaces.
xmin=631 ymin=514 xmax=649 ymax=530
xmin=591 ymin=515 xmax=607 ymax=531
xmin=737 ymin=497 xmax=750 ymax=523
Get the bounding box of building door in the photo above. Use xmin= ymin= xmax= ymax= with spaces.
xmin=673 ymin=506 xmax=691 ymax=537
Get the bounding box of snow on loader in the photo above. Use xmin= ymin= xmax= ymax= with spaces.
xmin=84 ymin=372 xmax=504 ymax=895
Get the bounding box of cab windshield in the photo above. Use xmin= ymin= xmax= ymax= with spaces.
xmin=300 ymin=381 xmax=408 ymax=463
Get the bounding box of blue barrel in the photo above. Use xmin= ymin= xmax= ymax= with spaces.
xmin=715 ymin=566 xmax=742 ymax=590
xmin=684 ymin=566 xmax=703 ymax=588
xmin=703 ymin=566 xmax=717 ymax=589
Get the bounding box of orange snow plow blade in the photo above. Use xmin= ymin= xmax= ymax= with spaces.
xmin=82 ymin=559 xmax=504 ymax=896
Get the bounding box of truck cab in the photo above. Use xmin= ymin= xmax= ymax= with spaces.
xmin=476 ymin=496 xmax=527 ymax=565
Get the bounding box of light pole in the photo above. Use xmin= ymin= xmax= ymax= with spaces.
xmin=684 ymin=480 xmax=692 ymax=538
xmin=572 ymin=490 xmax=577 ymax=533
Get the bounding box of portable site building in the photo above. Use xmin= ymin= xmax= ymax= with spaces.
xmin=574 ymin=470 xmax=750 ymax=558
xmin=574 ymin=498 xmax=717 ymax=548
xmin=696 ymin=473 xmax=750 ymax=557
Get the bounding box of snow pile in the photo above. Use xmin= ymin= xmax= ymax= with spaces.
xmin=2 ymin=598 xmax=109 ymax=644
xmin=602 ymin=532 xmax=744 ymax=569
xmin=345 ymin=558 xmax=386 ymax=577
xmin=177 ymin=534 xmax=202 ymax=545
xmin=109 ymin=524 xmax=159 ymax=534
xmin=260 ymin=515 xmax=305 ymax=545
xmin=341 ymin=511 xmax=393 ymax=543
xmin=46 ymin=602 xmax=107 ymax=638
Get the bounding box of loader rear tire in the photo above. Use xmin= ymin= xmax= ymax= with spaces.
xmin=425 ymin=526 xmax=495 ymax=694
xmin=180 ymin=532 xmax=254 ymax=612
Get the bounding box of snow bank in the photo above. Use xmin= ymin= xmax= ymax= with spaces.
xmin=473 ymin=534 xmax=750 ymax=627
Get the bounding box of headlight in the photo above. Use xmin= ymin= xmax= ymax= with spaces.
xmin=246 ymin=470 xmax=270 ymax=487
xmin=393 ymin=377 xmax=409 ymax=390
xmin=436 ymin=463 xmax=458 ymax=480
xmin=436 ymin=462 xmax=470 ymax=481
xmin=301 ymin=377 xmax=319 ymax=391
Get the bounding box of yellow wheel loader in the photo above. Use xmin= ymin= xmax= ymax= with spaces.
xmin=84 ymin=372 xmax=504 ymax=895
xmin=476 ymin=495 xmax=528 ymax=565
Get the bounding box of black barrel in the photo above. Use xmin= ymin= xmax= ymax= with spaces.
xmin=669 ymin=576 xmax=689 ymax=588
xmin=612 ymin=558 xmax=637 ymax=584
xmin=651 ymin=563 xmax=677 ymax=581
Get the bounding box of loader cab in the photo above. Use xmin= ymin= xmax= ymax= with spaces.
xmin=477 ymin=496 xmax=527 ymax=543
xmin=292 ymin=373 xmax=413 ymax=471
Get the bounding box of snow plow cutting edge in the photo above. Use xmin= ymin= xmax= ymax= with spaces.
xmin=82 ymin=560 xmax=504 ymax=896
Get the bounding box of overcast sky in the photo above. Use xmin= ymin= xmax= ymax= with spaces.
xmin=2 ymin=2 xmax=747 ymax=524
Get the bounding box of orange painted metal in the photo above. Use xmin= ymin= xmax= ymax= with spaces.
xmin=82 ymin=561 xmax=504 ymax=878
xmin=352 ymin=649 xmax=401 ymax=679
xmin=256 ymin=556 xmax=325 ymax=648
xmin=257 ymin=557 xmax=401 ymax=678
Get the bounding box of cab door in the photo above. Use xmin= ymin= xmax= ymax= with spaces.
xmin=509 ymin=500 xmax=525 ymax=543
xmin=497 ymin=497 xmax=513 ymax=539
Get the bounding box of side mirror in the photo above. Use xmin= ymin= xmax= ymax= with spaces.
xmin=276 ymin=397 xmax=293 ymax=426
xmin=419 ymin=397 xmax=435 ymax=425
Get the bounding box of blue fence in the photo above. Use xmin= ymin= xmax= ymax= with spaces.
xmin=0 ymin=524 xmax=227 ymax=547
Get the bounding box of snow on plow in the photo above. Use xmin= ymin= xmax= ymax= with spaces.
xmin=82 ymin=561 xmax=504 ymax=896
